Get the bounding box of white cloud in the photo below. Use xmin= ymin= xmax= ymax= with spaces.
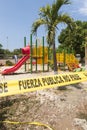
xmin=79 ymin=0 xmax=87 ymax=15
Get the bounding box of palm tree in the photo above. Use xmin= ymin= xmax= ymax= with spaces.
xmin=31 ymin=0 xmax=75 ymax=74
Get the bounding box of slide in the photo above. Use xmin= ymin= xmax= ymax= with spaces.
xmin=2 ymin=55 xmax=30 ymax=75
xmin=2 ymin=46 xmax=30 ymax=75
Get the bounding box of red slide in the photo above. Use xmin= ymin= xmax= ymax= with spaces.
xmin=2 ymin=46 xmax=30 ymax=75
xmin=2 ymin=55 xmax=30 ymax=75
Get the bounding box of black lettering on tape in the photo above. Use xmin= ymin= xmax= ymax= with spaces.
xmin=62 ymin=75 xmax=71 ymax=82
xmin=54 ymin=76 xmax=64 ymax=84
xmin=19 ymin=80 xmax=22 ymax=89
xmin=57 ymin=76 xmax=64 ymax=83
xmin=19 ymin=78 xmax=42 ymax=90
xmin=42 ymin=77 xmax=55 ymax=86
xmin=0 ymin=82 xmax=8 ymax=93
xmin=42 ymin=78 xmax=47 ymax=86
xmin=69 ymin=74 xmax=81 ymax=81
xmin=30 ymin=79 xmax=34 ymax=87
xmin=48 ymin=77 xmax=55 ymax=85
xmin=37 ymin=79 xmax=42 ymax=87
xmin=19 ymin=80 xmax=29 ymax=89
xmin=29 ymin=79 xmax=42 ymax=87
xmin=42 ymin=76 xmax=64 ymax=86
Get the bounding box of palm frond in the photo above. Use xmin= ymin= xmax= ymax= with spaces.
xmin=51 ymin=0 xmax=71 ymax=22
xmin=56 ymin=14 xmax=75 ymax=30
xmin=52 ymin=0 xmax=71 ymax=14
xmin=31 ymin=19 xmax=46 ymax=35
xmin=39 ymin=5 xmax=52 ymax=22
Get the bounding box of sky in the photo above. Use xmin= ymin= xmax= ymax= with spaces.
xmin=0 ymin=0 xmax=87 ymax=51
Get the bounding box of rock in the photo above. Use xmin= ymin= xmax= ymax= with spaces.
xmin=73 ymin=118 xmax=87 ymax=130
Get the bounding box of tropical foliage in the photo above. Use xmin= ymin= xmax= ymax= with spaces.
xmin=31 ymin=0 xmax=75 ymax=73
xmin=58 ymin=21 xmax=87 ymax=59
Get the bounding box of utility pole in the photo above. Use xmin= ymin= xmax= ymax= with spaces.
xmin=6 ymin=36 xmax=8 ymax=50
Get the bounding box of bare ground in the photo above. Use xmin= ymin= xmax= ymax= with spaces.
xmin=0 ymin=82 xmax=87 ymax=129
xmin=0 ymin=66 xmax=87 ymax=130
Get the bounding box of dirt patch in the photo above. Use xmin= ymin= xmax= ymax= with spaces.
xmin=0 ymin=81 xmax=87 ymax=130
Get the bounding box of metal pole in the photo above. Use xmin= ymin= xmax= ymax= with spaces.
xmin=47 ymin=44 xmax=49 ymax=71
xmin=42 ymin=36 xmax=44 ymax=72
xmin=24 ymin=37 xmax=26 ymax=71
xmin=36 ymin=39 xmax=37 ymax=72
xmin=64 ymin=48 xmax=66 ymax=71
xmin=30 ymin=34 xmax=32 ymax=73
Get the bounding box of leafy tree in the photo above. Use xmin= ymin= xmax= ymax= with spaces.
xmin=31 ymin=0 xmax=74 ymax=74
xmin=0 ymin=44 xmax=5 ymax=58
xmin=0 ymin=44 xmax=3 ymax=49
xmin=12 ymin=48 xmax=21 ymax=55
xmin=58 ymin=21 xmax=87 ymax=59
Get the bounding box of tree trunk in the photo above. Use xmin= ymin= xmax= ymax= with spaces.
xmin=53 ymin=42 xmax=58 ymax=74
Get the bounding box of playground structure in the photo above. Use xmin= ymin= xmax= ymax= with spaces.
xmin=32 ymin=45 xmax=48 ymax=64
xmin=24 ymin=35 xmax=79 ymax=73
xmin=56 ymin=52 xmax=79 ymax=71
xmin=1 ymin=46 xmax=30 ymax=75
xmin=1 ymin=35 xmax=80 ymax=75
xmin=23 ymin=35 xmax=50 ymax=73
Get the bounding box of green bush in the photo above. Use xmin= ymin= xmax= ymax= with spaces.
xmin=6 ymin=60 xmax=14 ymax=66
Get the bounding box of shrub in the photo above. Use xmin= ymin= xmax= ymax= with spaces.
xmin=5 ymin=60 xmax=14 ymax=66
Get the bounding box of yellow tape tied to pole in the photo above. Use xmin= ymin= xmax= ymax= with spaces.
xmin=0 ymin=71 xmax=87 ymax=97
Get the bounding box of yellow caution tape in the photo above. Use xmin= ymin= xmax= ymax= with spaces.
xmin=0 ymin=71 xmax=87 ymax=97
xmin=1 ymin=121 xmax=54 ymax=130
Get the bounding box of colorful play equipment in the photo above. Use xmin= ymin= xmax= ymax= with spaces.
xmin=1 ymin=46 xmax=30 ymax=75
xmin=32 ymin=45 xmax=48 ymax=64
xmin=1 ymin=34 xmax=80 ymax=74
xmin=24 ymin=35 xmax=79 ymax=72
xmin=24 ymin=35 xmax=50 ymax=73
xmin=56 ymin=53 xmax=78 ymax=64
xmin=56 ymin=52 xmax=79 ymax=71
